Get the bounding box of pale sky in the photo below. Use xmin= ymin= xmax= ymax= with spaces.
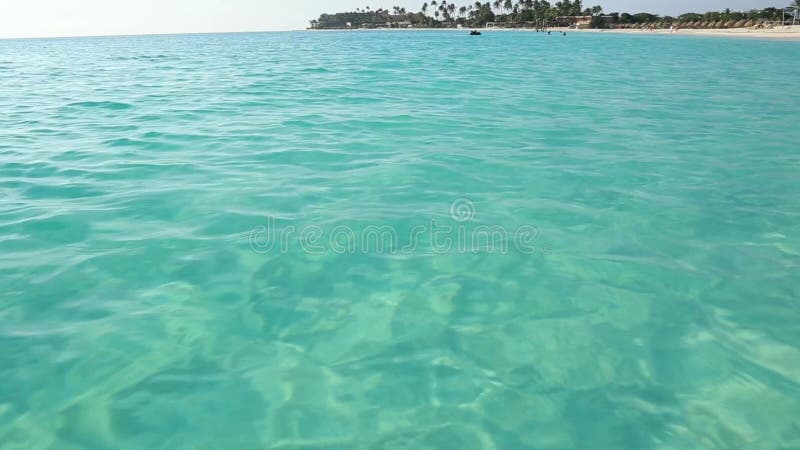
xmin=0 ymin=0 xmax=784 ymax=39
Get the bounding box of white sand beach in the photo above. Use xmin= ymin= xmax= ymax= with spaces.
xmin=587 ymin=25 xmax=800 ymax=40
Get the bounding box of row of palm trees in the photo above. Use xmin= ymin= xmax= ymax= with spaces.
xmin=417 ymin=0 xmax=599 ymax=25
xmin=341 ymin=0 xmax=598 ymax=26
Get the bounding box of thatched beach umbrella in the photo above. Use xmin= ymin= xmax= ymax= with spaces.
xmin=724 ymin=20 xmax=736 ymax=28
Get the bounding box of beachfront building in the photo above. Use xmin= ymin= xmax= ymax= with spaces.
xmin=554 ymin=15 xmax=593 ymax=29
xmin=484 ymin=20 xmax=548 ymax=30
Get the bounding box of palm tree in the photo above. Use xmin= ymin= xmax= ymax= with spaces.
xmin=574 ymin=1 xmax=582 ymax=16
xmin=438 ymin=1 xmax=448 ymax=24
xmin=790 ymin=0 xmax=800 ymax=25
xmin=472 ymin=1 xmax=483 ymax=25
xmin=460 ymin=5 xmax=468 ymax=20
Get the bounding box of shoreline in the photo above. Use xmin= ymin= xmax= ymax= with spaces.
xmin=309 ymin=25 xmax=800 ymax=40
xmin=587 ymin=25 xmax=800 ymax=40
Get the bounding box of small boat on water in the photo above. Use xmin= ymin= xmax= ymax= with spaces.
xmin=469 ymin=30 xmax=482 ymax=35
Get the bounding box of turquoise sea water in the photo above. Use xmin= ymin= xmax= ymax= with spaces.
xmin=1 ymin=31 xmax=800 ymax=449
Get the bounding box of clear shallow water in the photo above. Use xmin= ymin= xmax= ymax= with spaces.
xmin=1 ymin=30 xmax=800 ymax=449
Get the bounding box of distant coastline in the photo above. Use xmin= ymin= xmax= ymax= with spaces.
xmin=309 ymin=1 xmax=800 ymax=35
xmin=306 ymin=25 xmax=800 ymax=39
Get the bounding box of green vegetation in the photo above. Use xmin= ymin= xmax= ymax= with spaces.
xmin=310 ymin=1 xmax=800 ymax=29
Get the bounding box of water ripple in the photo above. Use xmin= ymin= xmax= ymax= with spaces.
xmin=1 ymin=31 xmax=799 ymax=449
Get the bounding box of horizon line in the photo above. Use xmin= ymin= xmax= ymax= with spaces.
xmin=0 ymin=29 xmax=308 ymax=41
